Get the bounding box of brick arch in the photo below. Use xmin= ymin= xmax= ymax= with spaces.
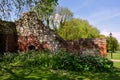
xmin=18 ymin=34 xmax=41 ymax=52
xmin=28 ymin=45 xmax=35 ymax=50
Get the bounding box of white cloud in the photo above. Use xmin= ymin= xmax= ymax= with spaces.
xmin=87 ymin=8 xmax=120 ymax=25
xmin=79 ymin=8 xmax=120 ymax=34
xmin=101 ymin=30 xmax=120 ymax=43
xmin=77 ymin=9 xmax=120 ymax=42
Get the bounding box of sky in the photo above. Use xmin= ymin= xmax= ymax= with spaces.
xmin=58 ymin=0 xmax=120 ymax=42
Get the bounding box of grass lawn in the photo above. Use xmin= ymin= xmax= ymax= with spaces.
xmin=114 ymin=62 xmax=120 ymax=68
xmin=0 ymin=67 xmax=120 ymax=80
xmin=0 ymin=51 xmax=120 ymax=80
xmin=0 ymin=61 xmax=120 ymax=80
xmin=107 ymin=52 xmax=120 ymax=59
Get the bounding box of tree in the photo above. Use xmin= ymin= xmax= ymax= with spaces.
xmin=0 ymin=0 xmax=58 ymax=21
xmin=55 ymin=6 xmax=73 ymax=28
xmin=49 ymin=6 xmax=73 ymax=31
xmin=99 ymin=34 xmax=106 ymax=38
xmin=58 ymin=18 xmax=100 ymax=40
xmin=117 ymin=43 xmax=120 ymax=51
xmin=33 ymin=5 xmax=73 ymax=30
xmin=32 ymin=0 xmax=58 ymax=27
xmin=106 ymin=36 xmax=119 ymax=52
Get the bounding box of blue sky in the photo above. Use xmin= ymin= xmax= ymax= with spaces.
xmin=58 ymin=0 xmax=120 ymax=42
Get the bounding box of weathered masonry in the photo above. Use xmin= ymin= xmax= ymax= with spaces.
xmin=0 ymin=12 xmax=107 ymax=57
xmin=0 ymin=20 xmax=17 ymax=54
xmin=64 ymin=38 xmax=106 ymax=57
xmin=15 ymin=12 xmax=65 ymax=52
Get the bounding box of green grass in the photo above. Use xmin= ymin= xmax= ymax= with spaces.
xmin=0 ymin=51 xmax=120 ymax=80
xmin=114 ymin=62 xmax=120 ymax=68
xmin=107 ymin=52 xmax=120 ymax=69
xmin=107 ymin=52 xmax=120 ymax=59
xmin=0 ymin=67 xmax=120 ymax=80
xmin=107 ymin=52 xmax=120 ymax=72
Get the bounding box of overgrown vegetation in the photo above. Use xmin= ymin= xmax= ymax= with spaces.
xmin=0 ymin=51 xmax=119 ymax=79
xmin=53 ymin=51 xmax=114 ymax=72
xmin=1 ymin=50 xmax=114 ymax=72
xmin=0 ymin=66 xmax=120 ymax=80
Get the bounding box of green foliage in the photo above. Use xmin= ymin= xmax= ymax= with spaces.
xmin=58 ymin=18 xmax=100 ymax=40
xmin=99 ymin=34 xmax=106 ymax=38
xmin=1 ymin=50 xmax=114 ymax=72
xmin=32 ymin=0 xmax=58 ymax=27
xmin=32 ymin=5 xmax=73 ymax=30
xmin=2 ymin=53 xmax=18 ymax=63
xmin=118 ymin=44 xmax=120 ymax=51
xmin=55 ymin=6 xmax=73 ymax=29
xmin=52 ymin=51 xmax=114 ymax=72
xmin=106 ymin=36 xmax=119 ymax=52
xmin=23 ymin=51 xmax=52 ymax=67
xmin=0 ymin=66 xmax=120 ymax=80
xmin=0 ymin=0 xmax=58 ymax=20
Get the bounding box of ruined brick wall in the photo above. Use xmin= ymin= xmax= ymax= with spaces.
xmin=0 ymin=20 xmax=17 ymax=53
xmin=64 ymin=38 xmax=106 ymax=57
xmin=0 ymin=12 xmax=107 ymax=57
xmin=15 ymin=12 xmax=65 ymax=52
xmin=18 ymin=34 xmax=40 ymax=51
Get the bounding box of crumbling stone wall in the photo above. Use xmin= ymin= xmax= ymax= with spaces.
xmin=0 ymin=12 xmax=106 ymax=57
xmin=15 ymin=12 xmax=65 ymax=52
xmin=18 ymin=34 xmax=40 ymax=51
xmin=64 ymin=38 xmax=106 ymax=57
xmin=0 ymin=20 xmax=17 ymax=53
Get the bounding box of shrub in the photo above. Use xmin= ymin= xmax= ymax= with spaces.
xmin=52 ymin=50 xmax=114 ymax=72
xmin=2 ymin=52 xmax=18 ymax=63
xmin=0 ymin=50 xmax=114 ymax=72
xmin=23 ymin=51 xmax=52 ymax=67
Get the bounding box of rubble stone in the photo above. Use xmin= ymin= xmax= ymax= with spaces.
xmin=0 ymin=12 xmax=107 ymax=57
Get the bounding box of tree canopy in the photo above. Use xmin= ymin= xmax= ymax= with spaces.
xmin=0 ymin=0 xmax=58 ymax=21
xmin=55 ymin=6 xmax=73 ymax=28
xmin=32 ymin=5 xmax=73 ymax=30
xmin=58 ymin=18 xmax=100 ymax=40
xmin=32 ymin=0 xmax=58 ymax=27
xmin=106 ymin=36 xmax=119 ymax=52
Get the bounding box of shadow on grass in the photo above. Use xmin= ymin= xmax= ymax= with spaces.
xmin=1 ymin=67 xmax=72 ymax=80
xmin=1 ymin=67 xmax=120 ymax=80
xmin=82 ymin=69 xmax=120 ymax=80
xmin=1 ymin=67 xmax=32 ymax=80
